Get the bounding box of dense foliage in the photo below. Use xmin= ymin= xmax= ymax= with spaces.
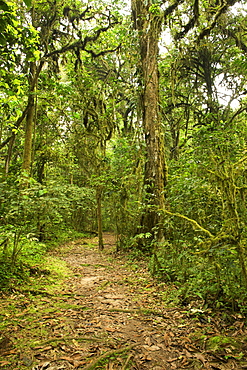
xmin=1 ymin=0 xmax=247 ymax=313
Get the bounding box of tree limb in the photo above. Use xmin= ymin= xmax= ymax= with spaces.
xmin=44 ymin=22 xmax=119 ymax=59
xmin=225 ymin=28 xmax=247 ymax=53
xmin=174 ymin=0 xmax=199 ymax=40
xmin=0 ymin=104 xmax=29 ymax=150
xmin=84 ymin=44 xmax=121 ymax=58
xmin=197 ymin=0 xmax=238 ymax=41
xmin=164 ymin=209 xmax=214 ymax=237
xmin=228 ymin=106 xmax=247 ymax=125
xmin=163 ymin=0 xmax=184 ymax=19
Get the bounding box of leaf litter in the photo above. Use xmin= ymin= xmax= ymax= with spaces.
xmin=0 ymin=233 xmax=246 ymax=369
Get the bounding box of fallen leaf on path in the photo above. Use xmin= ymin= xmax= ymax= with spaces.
xmin=16 ymin=309 xmax=28 ymax=316
xmin=180 ymin=335 xmax=192 ymax=343
xmin=140 ymin=353 xmax=152 ymax=361
xmin=142 ymin=344 xmax=160 ymax=351
xmin=36 ymin=346 xmax=53 ymax=352
xmin=74 ymin=360 xmax=87 ymax=368
xmin=144 ymin=336 xmax=152 ymax=346
xmin=167 ymin=356 xmax=183 ymax=362
xmin=163 ymin=332 xmax=171 ymax=346
xmin=0 ymin=361 xmax=11 ymax=367
xmin=41 ymin=298 xmax=51 ymax=303
xmin=105 ymin=327 xmax=116 ymax=332
xmin=184 ymin=349 xmax=193 ymax=358
xmin=32 ymin=361 xmax=51 ymax=369
xmin=1 ymin=349 xmax=17 ymax=355
xmin=194 ymin=352 xmax=206 ymax=364
xmin=106 ymin=362 xmax=115 ymax=370
xmin=60 ymin=356 xmax=75 ymax=364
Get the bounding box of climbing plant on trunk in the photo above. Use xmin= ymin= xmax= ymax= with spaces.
xmin=131 ymin=0 xmax=168 ymax=246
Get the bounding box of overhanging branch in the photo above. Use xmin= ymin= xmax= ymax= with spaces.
xmin=164 ymin=209 xmax=214 ymax=237
xmin=44 ymin=21 xmax=119 ymax=59
xmin=197 ymin=0 xmax=238 ymax=41
xmin=174 ymin=0 xmax=199 ymax=40
xmin=163 ymin=0 xmax=185 ymax=18
xmin=84 ymin=44 xmax=121 ymax=58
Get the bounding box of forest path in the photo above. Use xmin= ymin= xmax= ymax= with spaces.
xmin=0 ymin=233 xmax=246 ymax=370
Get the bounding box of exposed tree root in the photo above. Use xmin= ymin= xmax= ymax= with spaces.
xmin=78 ymin=344 xmax=136 ymax=370
xmin=122 ymin=353 xmax=134 ymax=370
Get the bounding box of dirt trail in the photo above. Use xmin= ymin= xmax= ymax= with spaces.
xmin=0 ymin=233 xmax=246 ymax=370
xmin=57 ymin=233 xmax=174 ymax=369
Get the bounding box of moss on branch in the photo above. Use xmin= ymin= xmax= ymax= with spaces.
xmin=163 ymin=209 xmax=214 ymax=238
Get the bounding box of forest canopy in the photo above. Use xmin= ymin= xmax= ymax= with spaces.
xmin=1 ymin=0 xmax=247 ymax=312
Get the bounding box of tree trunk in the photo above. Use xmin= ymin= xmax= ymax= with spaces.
xmin=22 ymin=98 xmax=35 ymax=176
xmin=96 ymin=186 xmax=104 ymax=251
xmin=22 ymin=62 xmax=37 ymax=177
xmin=132 ymin=0 xmax=168 ymax=245
xmin=21 ymin=60 xmax=44 ymax=179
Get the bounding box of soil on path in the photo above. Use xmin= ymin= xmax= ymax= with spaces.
xmin=0 ymin=233 xmax=247 ymax=370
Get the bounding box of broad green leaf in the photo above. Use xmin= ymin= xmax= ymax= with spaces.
xmin=23 ymin=0 xmax=32 ymax=7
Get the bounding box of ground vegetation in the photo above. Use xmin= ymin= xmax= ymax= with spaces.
xmin=0 ymin=0 xmax=247 ymax=332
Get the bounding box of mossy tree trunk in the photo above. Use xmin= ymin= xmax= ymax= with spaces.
xmin=22 ymin=95 xmax=35 ymax=176
xmin=217 ymin=164 xmax=247 ymax=288
xmin=131 ymin=0 xmax=168 ymax=245
xmin=96 ymin=185 xmax=104 ymax=251
xmin=22 ymin=61 xmax=42 ymax=178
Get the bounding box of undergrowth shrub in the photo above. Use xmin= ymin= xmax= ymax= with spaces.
xmin=149 ymin=238 xmax=247 ymax=313
xmin=149 ymin=131 xmax=247 ymax=313
xmin=0 ymin=232 xmax=47 ymax=290
xmin=0 ymin=176 xmax=95 ymax=290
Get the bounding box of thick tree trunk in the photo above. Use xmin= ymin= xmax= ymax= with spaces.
xmin=132 ymin=0 xmax=167 ymax=244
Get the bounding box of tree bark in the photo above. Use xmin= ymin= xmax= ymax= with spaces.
xmin=96 ymin=186 xmax=104 ymax=251
xmin=22 ymin=62 xmax=37 ymax=176
xmin=132 ymin=0 xmax=168 ymax=245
